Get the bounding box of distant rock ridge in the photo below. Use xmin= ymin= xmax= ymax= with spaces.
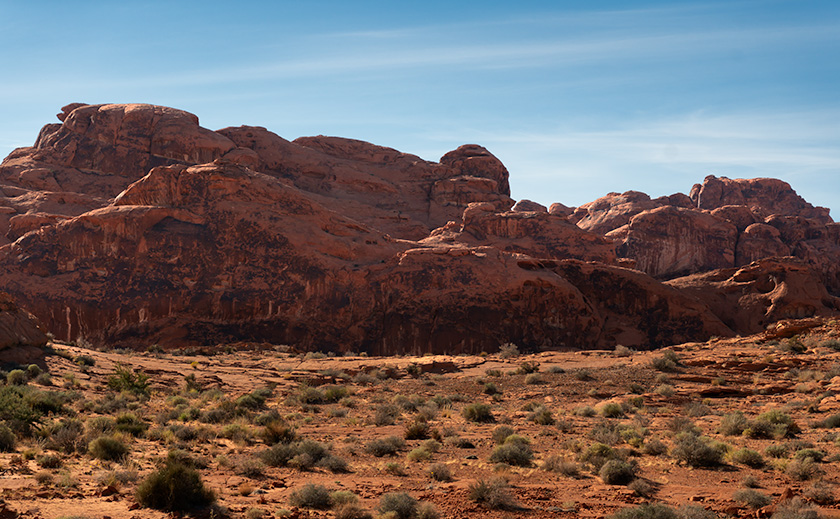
xmin=0 ymin=103 xmax=836 ymax=353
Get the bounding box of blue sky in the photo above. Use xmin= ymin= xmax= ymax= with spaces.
xmin=1 ymin=0 xmax=838 ymax=215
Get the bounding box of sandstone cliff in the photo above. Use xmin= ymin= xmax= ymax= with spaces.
xmin=0 ymin=103 xmax=836 ymax=353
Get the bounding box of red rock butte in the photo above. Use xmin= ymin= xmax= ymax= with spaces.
xmin=0 ymin=103 xmax=837 ymax=354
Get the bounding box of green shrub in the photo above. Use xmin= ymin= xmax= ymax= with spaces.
xmin=483 ymin=382 xmax=500 ymax=395
xmin=731 ymin=448 xmax=765 ymax=468
xmin=289 ymin=483 xmax=332 ymax=509
xmin=261 ymin=419 xmax=296 ymax=445
xmin=135 ymin=462 xmax=215 ymax=511
xmin=41 ymin=418 xmax=84 ymax=453
xmin=498 ymin=343 xmax=520 ymax=358
xmin=650 ymin=351 xmax=681 ymax=372
xmin=793 ymin=449 xmax=825 ymax=462
xmin=467 ymin=478 xmax=518 ymax=510
xmin=7 ymin=369 xmax=27 ymax=386
xmin=373 ymin=404 xmax=401 ymax=426
xmin=489 ymin=441 xmax=533 ymax=467
xmin=115 ymin=413 xmax=148 ymax=437
xmin=580 ymin=443 xmax=623 ymax=472
xmin=786 ymin=458 xmax=820 ymax=481
xmin=765 ymin=444 xmax=789 ymax=458
xmin=0 ymin=424 xmax=16 ymax=452
xmin=462 ymin=403 xmax=494 ymax=423
xmin=88 ymin=435 xmax=129 ymax=461
xmin=335 ymin=503 xmax=374 ymax=519
xmin=599 ymin=459 xmax=636 ymax=485
xmin=107 ymin=365 xmax=150 ymax=396
xmin=600 ymin=403 xmax=624 ymax=418
xmin=528 ymin=406 xmax=554 ymax=425
xmin=671 ymin=434 xmax=724 ymax=467
xmin=378 ymin=492 xmax=417 ymax=519
xmin=491 ymin=425 xmax=515 ymax=444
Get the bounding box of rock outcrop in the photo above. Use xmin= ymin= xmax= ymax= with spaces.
xmin=0 ymin=292 xmax=48 ymax=365
xmin=0 ymin=103 xmax=836 ymax=353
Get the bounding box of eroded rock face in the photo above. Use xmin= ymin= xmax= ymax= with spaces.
xmin=667 ymin=258 xmax=840 ymax=334
xmin=608 ymin=206 xmax=738 ymax=278
xmin=0 ymin=103 xmax=836 ymax=353
xmin=0 ymin=292 xmax=47 ymax=365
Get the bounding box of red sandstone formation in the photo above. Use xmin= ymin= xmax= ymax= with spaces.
xmin=0 ymin=103 xmax=836 ymax=353
xmin=0 ymin=292 xmax=47 ymax=364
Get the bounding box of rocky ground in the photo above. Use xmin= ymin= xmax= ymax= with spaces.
xmin=0 ymin=318 xmax=839 ymax=518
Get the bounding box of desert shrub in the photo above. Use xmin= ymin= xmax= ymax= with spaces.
xmin=733 ymin=488 xmax=771 ymax=509
xmin=600 ymin=402 xmax=624 ymax=418
xmin=491 ymin=425 xmax=515 ymax=444
xmin=524 ymin=373 xmax=544 ymax=385
xmin=335 ymin=504 xmax=374 ymax=519
xmin=614 ymin=345 xmax=634 ymax=357
xmin=404 ymin=421 xmax=430 ymax=440
xmin=814 ymin=413 xmax=840 ymax=428
xmin=234 ymin=457 xmax=266 ymax=478
xmin=378 ymin=492 xmax=418 ymax=519
xmin=668 ymin=416 xmax=701 ymax=436
xmin=468 ymin=478 xmax=518 ymax=510
xmin=74 ymin=354 xmax=96 ymax=367
xmin=383 ymin=462 xmax=406 ymax=476
xmin=671 ymin=434 xmax=724 ymax=467
xmin=373 ymin=404 xmax=401 ymax=426
xmin=803 ymin=481 xmax=835 ymax=505
xmin=416 ymin=502 xmax=439 ymax=519
xmin=580 ymin=443 xmax=623 ymax=472
xmin=289 ymin=483 xmax=331 ymax=509
xmin=34 ymin=471 xmax=52 ymax=485
xmin=483 ymin=382 xmax=500 ymax=395
xmin=260 ymin=443 xmax=297 ymax=467
xmin=135 ymin=462 xmax=215 ymax=511
xmin=517 ymin=361 xmax=540 ymax=375
xmin=107 ymin=365 xmax=150 ymax=396
xmin=793 ymin=448 xmax=825 ymax=462
xmin=527 ymin=406 xmax=554 ymax=425
xmin=542 ymin=454 xmax=579 ymax=477
xmin=771 ymin=497 xmax=818 ymax=519
xmin=6 ymin=369 xmax=27 ymax=386
xmin=765 ymin=444 xmax=789 ymax=458
xmin=676 ymin=505 xmax=718 ymax=519
xmin=115 ymin=413 xmax=148 ymax=437
xmin=322 ymin=385 xmax=350 ymax=403
xmin=166 ymin=448 xmax=208 ymax=469
xmin=37 ymin=453 xmax=61 ymax=468
xmin=329 ymin=490 xmax=359 ymax=507
xmin=746 ymin=410 xmax=799 ymax=439
xmin=731 ymin=448 xmax=765 ymax=468
xmin=719 ymin=412 xmax=748 ymax=436
xmin=489 ymin=440 xmax=533 ymax=467
xmin=88 ymin=435 xmax=129 ymax=461
xmin=574 ymin=369 xmax=594 ymax=381
xmin=609 ymin=503 xmax=678 ymax=519
xmin=643 ymin=438 xmax=668 ymax=456
xmin=498 ymin=343 xmax=520 ymax=358
xmin=573 ymin=405 xmax=596 ymax=417
xmin=0 ymin=424 xmax=16 ymax=452
xmin=599 ymin=459 xmax=637 ymax=485
xmin=261 ymin=419 xmax=296 ymax=445
xmin=650 ymin=351 xmax=681 ymax=372
xmin=461 ymin=403 xmax=494 ymax=423
xmin=786 ymin=458 xmax=820 ymax=481
xmin=628 ymin=478 xmax=654 ymax=497
xmin=427 ymin=463 xmax=452 ymax=481
xmin=366 ymin=436 xmax=405 ymax=457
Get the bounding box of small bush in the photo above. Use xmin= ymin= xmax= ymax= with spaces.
xmin=599 ymin=459 xmax=637 ymax=485
xmin=135 ymin=462 xmax=215 ymax=511
xmin=731 ymin=448 xmax=765 ymax=468
xmin=643 ymin=438 xmax=668 ymax=456
xmin=378 ymin=492 xmax=417 ymax=519
xmin=468 ymin=478 xmax=519 ymax=510
xmin=614 ymin=345 xmax=634 ymax=357
xmin=261 ymin=419 xmax=296 ymax=445
xmin=115 ymin=413 xmax=148 ymax=437
xmin=609 ymin=503 xmax=678 ymax=519
xmin=6 ymin=370 xmax=27 ymax=386
xmin=542 ymin=454 xmax=579 ymax=477
xmin=107 ymin=365 xmax=150 ymax=396
xmin=491 ymin=425 xmax=515 ymax=444
xmin=498 ymin=343 xmax=520 ymax=358
xmin=803 ymin=481 xmax=835 ymax=505
xmin=719 ymin=412 xmax=748 ymax=436
xmin=427 ymin=463 xmax=452 ymax=481
xmin=462 ymin=403 xmax=494 ymax=423
xmin=573 ymin=405 xmax=596 ymax=417
xmin=671 ymin=434 xmax=724 ymax=467
xmin=765 ymin=444 xmax=789 ymax=458
xmin=483 ymin=382 xmax=500 ymax=395
xmin=650 ymin=351 xmax=681 ymax=372
xmin=580 ymin=443 xmax=623 ymax=472
xmin=600 ymin=403 xmax=624 ymax=418
xmin=88 ymin=435 xmax=128 ymax=461
xmin=527 ymin=406 xmax=554 ymax=425
xmin=0 ymin=424 xmax=16 ymax=452
xmin=524 ymin=373 xmax=544 ymax=385
xmin=373 ymin=404 xmax=401 ymax=426
xmin=786 ymin=458 xmax=820 ymax=481
xmin=628 ymin=479 xmax=654 ymax=497
xmin=771 ymin=497 xmax=819 ymax=519
xmin=289 ymin=483 xmax=332 ymax=509
xmin=404 ymin=421 xmax=430 ymax=440
xmin=793 ymin=449 xmax=825 ymax=462
xmin=335 ymin=504 xmax=374 ymax=519
xmin=489 ymin=441 xmax=533 ymax=467
xmin=733 ymin=488 xmax=771 ymax=509
xmin=365 ymin=436 xmax=405 ymax=457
